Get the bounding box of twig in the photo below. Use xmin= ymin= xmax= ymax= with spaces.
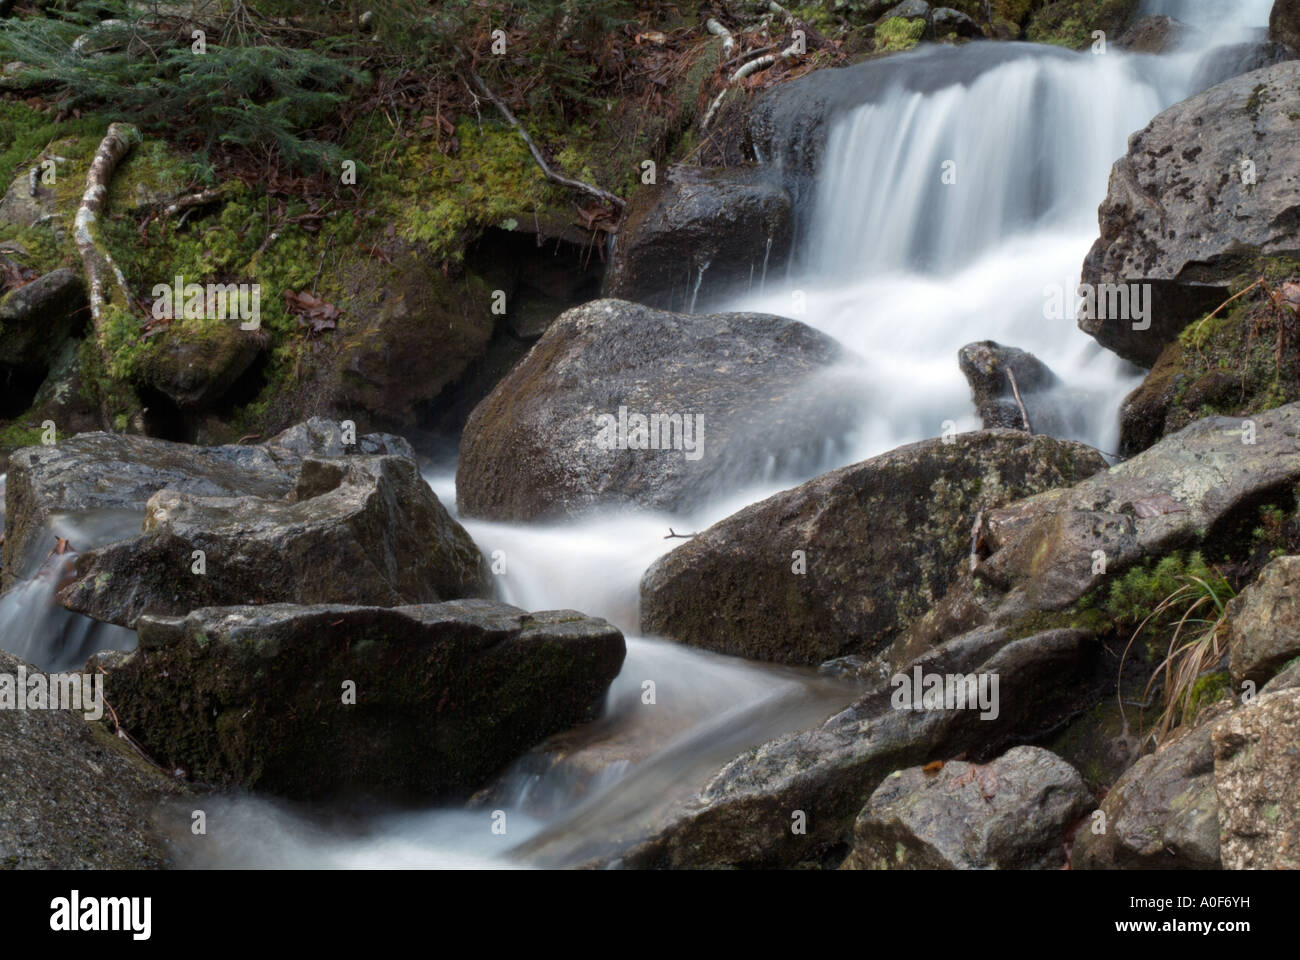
xmin=469 ymin=72 xmax=624 ymax=209
xmin=1005 ymin=367 xmax=1033 ymax=434
xmin=665 ymin=528 xmax=696 ymax=539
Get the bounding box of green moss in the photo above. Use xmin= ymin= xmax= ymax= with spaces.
xmin=1025 ymin=0 xmax=1137 ymax=49
xmin=876 ymin=17 xmax=927 ymax=52
xmin=1187 ymin=670 xmax=1231 ymax=716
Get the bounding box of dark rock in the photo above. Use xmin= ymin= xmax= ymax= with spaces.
xmin=86 ymin=600 xmax=626 ymax=800
xmin=58 ymin=454 xmax=490 ymax=628
xmin=930 ymin=7 xmax=984 ymax=39
xmin=0 ymin=269 xmax=87 ymax=371
xmin=456 ymin=298 xmax=860 ymax=522
xmin=605 ymin=166 xmax=794 ymax=312
xmin=0 ymin=649 xmax=188 ymax=868
xmin=1079 ymin=61 xmax=1300 ymax=367
xmin=842 ymin=746 xmax=1093 ymax=869
xmin=1271 ymin=0 xmax=1300 ymax=51
xmin=957 ymin=340 xmax=1069 ymax=432
xmin=1212 ymin=687 xmax=1300 ymax=869
xmin=640 ymin=431 xmax=1106 ymax=665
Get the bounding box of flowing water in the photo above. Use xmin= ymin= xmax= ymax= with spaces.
xmin=2 ymin=0 xmax=1279 ymax=867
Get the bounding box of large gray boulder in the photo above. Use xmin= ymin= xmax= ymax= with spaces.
xmin=86 ymin=600 xmax=626 ymax=800
xmin=1079 ymin=61 xmax=1300 ymax=366
xmin=0 ymin=650 xmax=188 ymax=868
xmin=1072 ymin=718 xmax=1222 ymax=869
xmin=0 ymin=268 xmax=87 ymax=373
xmin=1213 ymin=687 xmax=1300 ymax=869
xmin=57 ymin=454 xmax=491 ymax=628
xmin=841 ymin=746 xmax=1093 ymax=870
xmin=640 ymin=431 xmax=1106 ymax=665
xmin=1226 ymin=555 xmax=1300 ymax=690
xmin=456 ymin=299 xmax=860 ymax=521
xmin=606 ymin=166 xmax=793 ymax=313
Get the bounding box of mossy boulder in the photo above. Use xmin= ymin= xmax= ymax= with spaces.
xmin=640 ymin=431 xmax=1107 ymax=665
xmin=137 ymin=318 xmax=266 ymax=411
xmin=58 ymin=454 xmax=491 ymax=628
xmin=86 ymin=600 xmax=626 ymax=800
xmin=0 ymin=267 xmax=86 ymax=370
xmin=1271 ymin=0 xmax=1300 ymax=50
xmin=1025 ymin=0 xmax=1139 ymax=49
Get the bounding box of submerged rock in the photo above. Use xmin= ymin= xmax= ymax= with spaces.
xmin=606 ymin=166 xmax=794 ymax=312
xmin=841 ymin=746 xmax=1093 ymax=870
xmin=87 ymin=600 xmax=626 ymax=800
xmin=640 ymin=431 xmax=1105 ymax=665
xmin=1213 ymin=687 xmax=1300 ymax=869
xmin=58 ymin=454 xmax=490 ymax=628
xmin=456 ymin=298 xmax=861 ymax=521
xmin=1072 ymin=719 xmax=1222 ymax=870
xmin=1079 ymin=61 xmax=1300 ymax=366
xmin=0 ymin=650 xmax=187 ymax=868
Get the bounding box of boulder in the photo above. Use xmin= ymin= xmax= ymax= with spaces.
xmin=456 ymin=298 xmax=859 ymax=522
xmin=137 ymin=319 xmax=266 ymax=410
xmin=58 ymin=454 xmax=491 ymax=628
xmin=0 ymin=268 xmax=87 ymax=372
xmin=930 ymin=7 xmax=984 ymax=39
xmin=1226 ymin=555 xmax=1300 ymax=690
xmin=1212 ymin=687 xmax=1300 ymax=869
xmin=1079 ymin=61 xmax=1300 ymax=367
xmin=2 ymin=422 xmax=416 ymax=589
xmin=957 ymin=340 xmax=1079 ymax=433
xmin=0 ymin=649 xmax=187 ymax=868
xmin=86 ymin=600 xmax=626 ymax=799
xmin=841 ymin=746 xmax=1093 ymax=870
xmin=640 ymin=431 xmax=1106 ymax=665
xmin=605 ymin=166 xmax=794 ymax=312
xmin=1072 ymin=720 xmax=1221 ymax=869
xmin=1271 ymin=0 xmax=1300 ymax=50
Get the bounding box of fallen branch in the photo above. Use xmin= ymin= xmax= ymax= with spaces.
xmin=665 ymin=528 xmax=696 ymax=539
xmin=470 ymin=72 xmax=624 ymax=210
xmin=1005 ymin=367 xmax=1033 ymax=434
xmin=702 ymin=35 xmax=806 ymax=129
xmin=75 ymin=122 xmax=140 ymax=363
xmin=705 ymin=18 xmax=737 ymax=58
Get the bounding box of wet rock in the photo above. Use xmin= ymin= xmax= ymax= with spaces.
xmin=1116 ymin=15 xmax=1193 ymax=53
xmin=1079 ymin=61 xmax=1300 ymax=366
xmin=1212 ymin=687 xmax=1300 ymax=869
xmin=957 ymin=340 xmax=1078 ymax=433
xmin=1226 ymin=555 xmax=1300 ymax=690
xmin=456 ymin=298 xmax=860 ymax=522
xmin=549 ymin=626 xmax=1097 ymax=868
xmin=841 ymin=746 xmax=1093 ymax=870
xmin=1072 ymin=721 xmax=1221 ymax=869
xmin=605 ymin=166 xmax=793 ymax=313
xmin=137 ymin=319 xmax=266 ymax=411
xmin=86 ymin=600 xmax=626 ymax=800
xmin=640 ymin=431 xmax=1106 ymax=665
xmin=58 ymin=454 xmax=490 ymax=628
xmin=930 ymin=7 xmax=983 ymax=39
xmin=1271 ymin=0 xmax=1300 ymax=51
xmin=2 ymin=423 xmax=417 ymax=589
xmin=0 ymin=649 xmax=187 ymax=868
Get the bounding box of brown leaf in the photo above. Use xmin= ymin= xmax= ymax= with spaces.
xmin=922 ymin=760 xmax=945 ymax=776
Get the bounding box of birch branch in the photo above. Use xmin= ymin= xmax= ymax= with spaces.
xmin=75 ymin=122 xmax=140 ymax=361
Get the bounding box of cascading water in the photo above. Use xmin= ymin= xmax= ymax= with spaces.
xmin=6 ymin=0 xmax=1279 ymax=868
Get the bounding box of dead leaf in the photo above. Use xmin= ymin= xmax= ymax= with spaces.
xmin=284 ymin=289 xmax=341 ymax=334
xmin=922 ymin=760 xmax=945 ymax=776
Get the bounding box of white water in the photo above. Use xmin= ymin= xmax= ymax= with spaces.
xmin=5 ymin=0 xmax=1277 ymax=868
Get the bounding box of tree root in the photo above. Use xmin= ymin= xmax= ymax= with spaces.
xmin=469 ymin=72 xmax=624 ymax=210
xmin=75 ymin=121 xmax=140 ymax=364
